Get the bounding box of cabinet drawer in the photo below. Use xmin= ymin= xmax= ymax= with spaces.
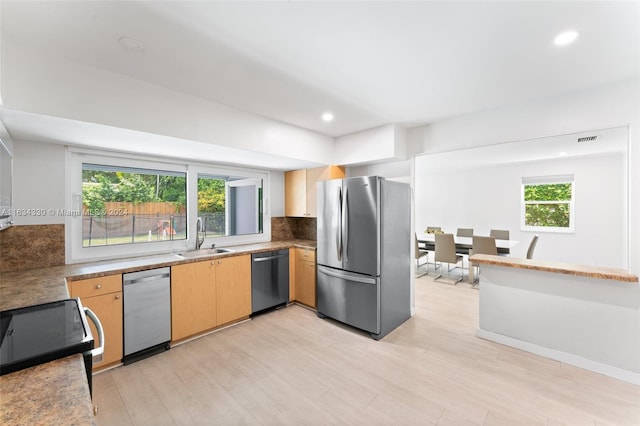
xmin=70 ymin=274 xmax=122 ymax=298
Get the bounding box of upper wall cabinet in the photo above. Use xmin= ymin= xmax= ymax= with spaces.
xmin=285 ymin=166 xmax=345 ymax=217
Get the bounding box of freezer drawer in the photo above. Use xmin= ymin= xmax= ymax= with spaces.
xmin=316 ymin=265 xmax=380 ymax=335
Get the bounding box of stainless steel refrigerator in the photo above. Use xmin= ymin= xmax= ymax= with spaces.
xmin=316 ymin=176 xmax=411 ymax=340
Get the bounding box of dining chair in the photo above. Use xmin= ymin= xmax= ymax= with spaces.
xmin=489 ymin=229 xmax=509 ymax=240
xmin=489 ymin=229 xmax=510 ymax=255
xmin=526 ymin=235 xmax=539 ymax=259
xmin=434 ymin=233 xmax=463 ymax=283
xmin=456 ymin=228 xmax=473 ymax=237
xmin=455 ymin=228 xmax=473 ymax=255
xmin=415 ymin=234 xmax=429 ymax=277
xmin=470 ymin=236 xmax=497 ymax=286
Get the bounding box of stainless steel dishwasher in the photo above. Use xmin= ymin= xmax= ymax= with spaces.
xmin=251 ymin=249 xmax=289 ymax=315
xmin=123 ymin=267 xmax=171 ymax=364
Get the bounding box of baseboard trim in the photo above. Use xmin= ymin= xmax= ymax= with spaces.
xmin=476 ymin=329 xmax=640 ymax=385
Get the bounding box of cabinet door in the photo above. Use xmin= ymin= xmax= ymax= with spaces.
xmin=285 ymin=169 xmax=307 ymax=217
xmin=320 ymin=165 xmax=346 ymax=181
xmin=171 ymin=261 xmax=216 ymax=341
xmin=295 ymin=248 xmax=317 ymax=308
xmin=296 ymin=260 xmax=316 ymax=308
xmin=82 ymin=292 xmax=123 ymax=368
xmin=305 ymin=167 xmax=325 ymax=218
xmin=285 ymin=166 xmax=346 ymax=218
xmin=216 ymin=255 xmax=252 ymax=325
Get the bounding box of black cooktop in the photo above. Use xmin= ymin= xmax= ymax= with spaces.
xmin=0 ymin=299 xmax=94 ymax=376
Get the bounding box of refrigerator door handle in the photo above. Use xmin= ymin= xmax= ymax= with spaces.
xmin=337 ymin=186 xmax=342 ymax=262
xmin=342 ymin=185 xmax=349 ymax=262
xmin=317 ymin=265 xmax=376 ymax=285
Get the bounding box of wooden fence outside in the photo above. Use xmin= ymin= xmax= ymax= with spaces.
xmin=81 ymin=202 xmax=187 ymax=245
xmin=84 ymin=202 xmax=186 ymax=216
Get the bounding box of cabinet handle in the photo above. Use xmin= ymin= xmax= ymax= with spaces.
xmin=218 ymin=260 xmax=222 ymax=264
xmin=115 ymin=295 xmax=121 ymax=300
xmin=96 ymin=284 xmax=102 ymax=289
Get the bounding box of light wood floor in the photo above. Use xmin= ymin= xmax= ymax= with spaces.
xmin=93 ymin=275 xmax=640 ymax=425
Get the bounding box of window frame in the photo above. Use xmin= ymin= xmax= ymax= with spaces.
xmin=191 ymin=165 xmax=269 ymax=249
xmin=520 ymin=174 xmax=575 ymax=233
xmin=66 ymin=148 xmax=270 ymax=263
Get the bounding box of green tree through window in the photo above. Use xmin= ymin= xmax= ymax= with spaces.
xmin=522 ymin=179 xmax=574 ymax=230
xmin=82 ymin=165 xmax=187 ymax=246
xmin=197 ymin=176 xmax=226 ymax=236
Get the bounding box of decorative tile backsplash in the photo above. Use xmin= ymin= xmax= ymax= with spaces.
xmin=0 ymin=225 xmax=66 ymax=272
xmin=271 ymin=217 xmax=316 ymax=241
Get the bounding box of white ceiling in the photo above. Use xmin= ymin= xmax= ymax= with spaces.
xmin=1 ymin=1 xmax=638 ymax=159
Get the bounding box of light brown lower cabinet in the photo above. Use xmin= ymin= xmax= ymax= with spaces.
xmin=171 ymin=254 xmax=251 ymax=342
xmin=295 ymin=248 xmax=316 ymax=308
xmin=171 ymin=261 xmax=216 ymax=342
xmin=215 ymin=254 xmax=251 ymax=326
xmin=68 ymin=274 xmax=123 ymax=369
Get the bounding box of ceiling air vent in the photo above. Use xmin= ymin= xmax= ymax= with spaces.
xmin=577 ymin=135 xmax=598 ymax=143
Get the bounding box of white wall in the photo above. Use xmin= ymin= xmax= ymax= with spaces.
xmin=416 ymin=153 xmax=626 ymax=268
xmin=409 ymin=78 xmax=640 ymax=273
xmin=0 ymin=113 xmax=12 ymax=153
xmin=479 ymin=265 xmax=640 ymax=384
xmin=347 ymin=158 xmax=411 ymax=183
xmin=336 ymin=124 xmax=408 ymax=166
xmin=12 ymin=139 xmax=65 ymax=225
xmin=408 ymin=79 xmax=638 ymax=155
xmin=269 ymin=171 xmax=285 ymax=217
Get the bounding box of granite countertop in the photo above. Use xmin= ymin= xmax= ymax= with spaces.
xmin=0 ymin=240 xmax=316 ymax=311
xmin=0 ymin=355 xmax=96 ymax=425
xmin=470 ymin=254 xmax=639 ymax=283
xmin=65 ymin=240 xmax=316 ymax=282
xmin=0 ymin=239 xmax=315 ymax=424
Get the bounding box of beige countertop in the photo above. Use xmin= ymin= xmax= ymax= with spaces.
xmin=0 ymin=355 xmax=96 ymax=426
xmin=0 ymin=240 xmax=316 ymax=311
xmin=0 ymin=239 xmax=315 ymax=424
xmin=470 ymin=254 xmax=639 ymax=283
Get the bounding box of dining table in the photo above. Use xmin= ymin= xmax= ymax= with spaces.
xmin=417 ymin=233 xmax=519 ymax=283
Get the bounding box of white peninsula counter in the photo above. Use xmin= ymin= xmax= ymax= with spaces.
xmin=470 ymin=254 xmax=639 ymax=384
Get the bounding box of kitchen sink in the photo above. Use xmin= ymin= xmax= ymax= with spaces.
xmin=175 ymin=248 xmax=234 ymax=259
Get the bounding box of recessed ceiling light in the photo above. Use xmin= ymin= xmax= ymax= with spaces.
xmin=118 ymin=36 xmax=145 ymax=51
xmin=321 ymin=112 xmax=334 ymax=122
xmin=558 ymin=151 xmax=567 ymax=156
xmin=554 ymin=30 xmax=579 ymax=46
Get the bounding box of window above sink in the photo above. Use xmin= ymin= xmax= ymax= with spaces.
xmin=66 ymin=147 xmax=271 ymax=264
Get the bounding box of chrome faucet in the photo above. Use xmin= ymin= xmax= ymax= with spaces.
xmin=195 ymin=217 xmax=206 ymax=250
